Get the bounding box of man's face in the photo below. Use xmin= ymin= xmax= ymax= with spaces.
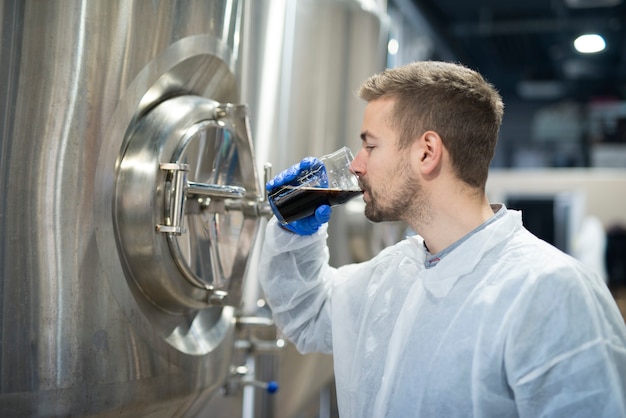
xmin=351 ymin=97 xmax=425 ymax=223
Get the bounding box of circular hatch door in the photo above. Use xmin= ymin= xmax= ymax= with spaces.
xmin=115 ymin=95 xmax=262 ymax=317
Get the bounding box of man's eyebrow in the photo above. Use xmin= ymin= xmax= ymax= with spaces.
xmin=360 ymin=131 xmax=374 ymax=141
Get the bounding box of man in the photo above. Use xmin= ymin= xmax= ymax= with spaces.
xmin=258 ymin=61 xmax=626 ymax=417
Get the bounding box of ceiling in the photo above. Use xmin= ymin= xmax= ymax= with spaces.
xmin=402 ymin=0 xmax=626 ymax=104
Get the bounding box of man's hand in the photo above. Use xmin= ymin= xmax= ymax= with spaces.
xmin=267 ymin=157 xmax=332 ymax=235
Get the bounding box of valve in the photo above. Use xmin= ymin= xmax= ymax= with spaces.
xmin=222 ymin=301 xmax=285 ymax=397
xmin=235 ymin=366 xmax=279 ymax=394
xmin=223 ymin=365 xmax=279 ymax=396
xmin=248 ymin=378 xmax=280 ymax=394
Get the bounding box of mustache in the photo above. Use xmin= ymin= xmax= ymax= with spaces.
xmin=358 ymin=178 xmax=368 ymax=192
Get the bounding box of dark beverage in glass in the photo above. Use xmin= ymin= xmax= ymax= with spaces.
xmin=269 ymin=186 xmax=363 ymax=224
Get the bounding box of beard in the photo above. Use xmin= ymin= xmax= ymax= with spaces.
xmin=361 ymin=158 xmax=427 ymax=224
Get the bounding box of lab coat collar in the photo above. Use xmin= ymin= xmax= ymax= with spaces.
xmin=415 ymin=205 xmax=523 ymax=298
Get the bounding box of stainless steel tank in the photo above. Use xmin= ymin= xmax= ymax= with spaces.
xmin=0 ymin=0 xmax=390 ymax=416
xmin=241 ymin=0 xmax=390 ymax=267
xmin=237 ymin=1 xmax=390 ymax=417
xmin=0 ymin=0 xmax=269 ymax=415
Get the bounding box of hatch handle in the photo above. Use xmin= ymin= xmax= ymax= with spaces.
xmin=157 ymin=162 xmax=247 ymax=234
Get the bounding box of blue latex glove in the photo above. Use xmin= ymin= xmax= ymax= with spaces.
xmin=280 ymin=204 xmax=332 ymax=235
xmin=267 ymin=157 xmax=332 ymax=235
xmin=266 ymin=157 xmax=328 ymax=190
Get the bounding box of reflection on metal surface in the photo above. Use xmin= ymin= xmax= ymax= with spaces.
xmin=0 ymin=0 xmax=263 ymax=415
xmin=0 ymin=0 xmax=390 ymax=415
xmin=238 ymin=1 xmax=390 ymax=416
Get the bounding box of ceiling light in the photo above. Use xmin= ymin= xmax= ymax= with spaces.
xmin=573 ymin=34 xmax=606 ymax=53
xmin=388 ymin=38 xmax=399 ymax=56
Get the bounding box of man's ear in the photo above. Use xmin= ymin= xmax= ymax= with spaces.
xmin=414 ymin=130 xmax=443 ymax=177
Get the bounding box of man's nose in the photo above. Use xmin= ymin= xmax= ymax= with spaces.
xmin=350 ymin=149 xmax=365 ymax=177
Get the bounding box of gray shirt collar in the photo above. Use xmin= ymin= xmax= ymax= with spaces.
xmin=424 ymin=204 xmax=506 ymax=269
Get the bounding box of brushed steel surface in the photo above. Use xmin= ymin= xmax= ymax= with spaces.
xmin=236 ymin=1 xmax=390 ymax=417
xmin=0 ymin=0 xmax=390 ymax=416
xmin=0 ymin=0 xmax=252 ymax=415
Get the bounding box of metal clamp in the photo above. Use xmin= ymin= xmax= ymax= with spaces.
xmin=157 ymin=162 xmax=247 ymax=235
xmin=157 ymin=163 xmax=189 ymax=234
xmin=251 ymin=162 xmax=274 ymax=218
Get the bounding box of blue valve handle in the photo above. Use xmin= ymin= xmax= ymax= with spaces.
xmin=266 ymin=380 xmax=279 ymax=394
xmin=245 ymin=378 xmax=279 ymax=394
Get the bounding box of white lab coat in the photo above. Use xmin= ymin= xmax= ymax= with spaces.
xmin=258 ymin=206 xmax=626 ymax=417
